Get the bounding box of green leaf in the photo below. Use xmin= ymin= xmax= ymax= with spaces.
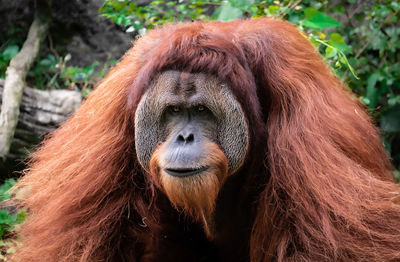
xmin=325 ymin=46 xmax=337 ymax=58
xmin=2 ymin=45 xmax=19 ymax=60
xmin=123 ymin=18 xmax=132 ymax=26
xmin=39 ymin=59 xmax=53 ymax=67
xmin=0 ymin=179 xmax=15 ymax=194
xmin=388 ymin=97 xmax=397 ymax=107
xmin=216 ymin=5 xmax=243 ymax=21
xmin=366 ymin=72 xmax=380 ymax=109
xmin=328 ymin=33 xmax=351 ymax=53
xmin=337 ymin=52 xmax=359 ymax=79
xmin=46 ymin=72 xmax=59 ymax=88
xmin=267 ymin=5 xmax=280 ymax=15
xmin=309 ymin=37 xmax=320 ymax=47
xmin=361 ymin=97 xmax=370 ymax=105
xmin=0 ymin=179 xmax=16 ymax=201
xmin=15 ymin=210 xmax=26 ymax=224
xmin=303 ymin=8 xmax=341 ymax=29
xmin=116 ymin=16 xmax=123 ymax=25
xmin=0 ymin=210 xmax=10 ymax=222
xmin=151 ymin=0 xmax=164 ymax=5
xmin=75 ymin=72 xmax=87 ymax=81
xmin=380 ymin=106 xmax=400 ymax=133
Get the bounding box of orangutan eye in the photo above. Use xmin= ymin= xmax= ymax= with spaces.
xmin=170 ymin=106 xmax=181 ymax=113
xmin=197 ymin=105 xmax=205 ymax=112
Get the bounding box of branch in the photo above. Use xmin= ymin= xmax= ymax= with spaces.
xmin=0 ymin=0 xmax=51 ymax=161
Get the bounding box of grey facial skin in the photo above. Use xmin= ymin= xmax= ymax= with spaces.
xmin=135 ymin=70 xmax=249 ymax=176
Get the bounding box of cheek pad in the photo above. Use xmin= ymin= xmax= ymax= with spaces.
xmin=135 ymin=91 xmax=164 ymax=172
xmin=212 ymin=87 xmax=249 ymax=174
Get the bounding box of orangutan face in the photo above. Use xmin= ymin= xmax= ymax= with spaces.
xmin=134 ymin=70 xmax=249 ymax=235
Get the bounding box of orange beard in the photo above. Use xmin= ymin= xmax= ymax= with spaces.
xmin=149 ymin=142 xmax=229 ymax=237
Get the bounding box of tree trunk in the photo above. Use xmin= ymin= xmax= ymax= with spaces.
xmin=0 ymin=80 xmax=81 ymax=161
xmin=0 ymin=0 xmax=51 ymax=160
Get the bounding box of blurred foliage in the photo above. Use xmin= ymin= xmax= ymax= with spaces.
xmin=0 ymin=179 xmax=25 ymax=259
xmin=0 ymin=31 xmax=117 ymax=98
xmin=338 ymin=1 xmax=400 ymax=169
xmin=100 ymin=0 xmax=221 ymax=34
xmin=0 ymin=28 xmax=25 ymax=78
xmin=27 ymin=53 xmax=118 ymax=97
xmin=0 ymin=40 xmax=117 ymax=97
xmin=100 ymin=0 xmax=357 ymax=77
xmin=100 ymin=0 xmax=400 ymax=171
xmin=0 ymin=179 xmax=26 ymax=238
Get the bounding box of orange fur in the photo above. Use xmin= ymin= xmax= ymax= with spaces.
xmin=150 ymin=142 xmax=228 ymax=237
xmin=12 ymin=18 xmax=400 ymax=262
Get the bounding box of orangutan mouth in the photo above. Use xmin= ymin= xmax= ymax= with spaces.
xmin=164 ymin=166 xmax=209 ymax=177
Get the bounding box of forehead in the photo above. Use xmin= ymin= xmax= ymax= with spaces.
xmin=149 ymin=70 xmax=224 ymax=100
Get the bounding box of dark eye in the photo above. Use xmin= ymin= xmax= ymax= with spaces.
xmin=197 ymin=105 xmax=205 ymax=112
xmin=169 ymin=106 xmax=181 ymax=113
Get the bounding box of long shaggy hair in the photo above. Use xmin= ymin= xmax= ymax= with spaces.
xmin=13 ymin=18 xmax=400 ymax=262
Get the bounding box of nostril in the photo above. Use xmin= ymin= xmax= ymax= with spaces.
xmin=187 ymin=134 xmax=194 ymax=142
xmin=176 ymin=133 xmax=195 ymax=143
xmin=177 ymin=134 xmax=185 ymax=142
